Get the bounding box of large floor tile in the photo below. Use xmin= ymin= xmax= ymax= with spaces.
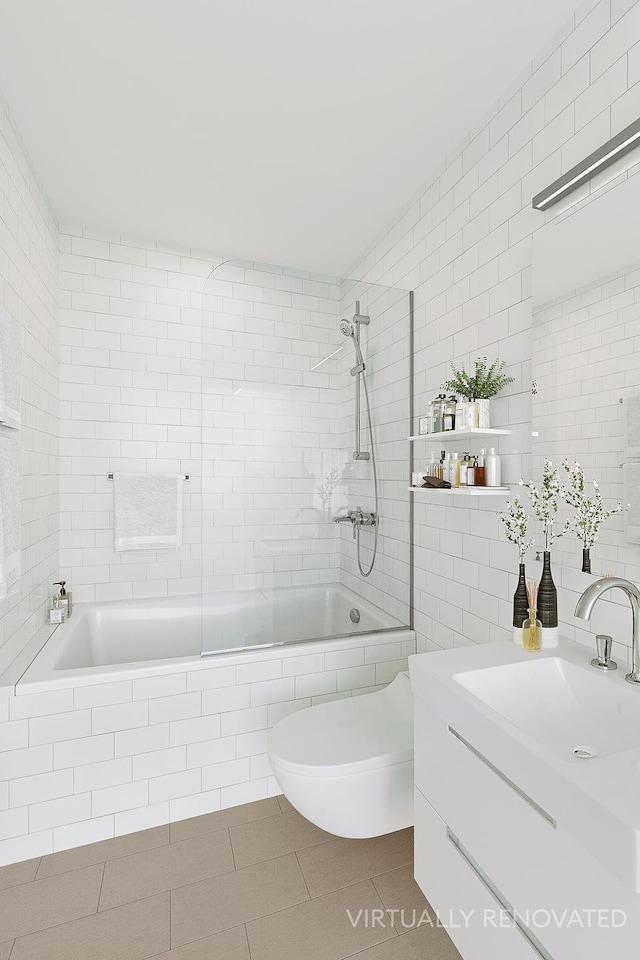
xmin=10 ymin=892 xmax=170 ymax=960
xmin=148 ymin=926 xmax=250 ymax=960
xmin=351 ymin=924 xmax=463 ymax=960
xmin=246 ymin=879 xmax=396 ymax=960
xmin=297 ymin=830 xmax=414 ymax=899
xmin=372 ymin=863 xmax=431 ymax=932
xmin=99 ymin=829 xmax=233 ymax=911
xmin=37 ymin=825 xmax=169 ymax=879
xmin=0 ymin=941 xmax=13 ymax=960
xmin=277 ymin=795 xmax=295 ymax=814
xmin=170 ymin=797 xmax=281 ymax=842
xmin=231 ymin=808 xmax=332 ymax=868
xmin=171 ymin=852 xmax=309 ymax=947
xmin=0 ymin=857 xmax=40 ymax=891
xmin=0 ymin=863 xmax=103 ymax=941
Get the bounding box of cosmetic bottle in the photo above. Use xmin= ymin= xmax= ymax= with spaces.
xmin=463 ymin=400 xmax=479 ymax=429
xmin=431 ymin=395 xmax=446 ymax=433
xmin=441 ymin=451 xmax=450 ymax=484
xmin=49 ymin=594 xmax=64 ymax=624
xmin=459 ymin=453 xmax=469 ymax=487
xmin=54 ymin=581 xmax=72 ymax=619
xmin=443 ymin=396 xmax=457 ymax=432
xmin=449 ymin=452 xmax=460 ymax=487
xmin=426 ymin=452 xmax=439 ymax=477
xmin=485 ymin=448 xmax=502 ymax=487
xmin=475 ymin=449 xmax=486 ymax=486
xmin=467 ymin=457 xmax=476 ymax=486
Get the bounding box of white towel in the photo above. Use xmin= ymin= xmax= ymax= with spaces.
xmin=0 ymin=307 xmax=22 ymax=430
xmin=113 ymin=473 xmax=183 ymax=552
xmin=623 ymin=462 xmax=640 ymax=544
xmin=623 ymin=396 xmax=640 ymax=461
xmin=0 ymin=433 xmax=22 ymax=598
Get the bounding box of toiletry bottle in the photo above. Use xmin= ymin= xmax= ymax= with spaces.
xmin=459 ymin=453 xmax=469 ymax=487
xmin=49 ymin=593 xmax=64 ymax=624
xmin=464 ymin=400 xmax=479 ymax=429
xmin=475 ymin=449 xmax=486 ymax=486
xmin=432 ymin=394 xmax=446 ymax=433
xmin=467 ymin=457 xmax=476 ymax=486
xmin=523 ymin=606 xmax=542 ymax=652
xmin=454 ymin=399 xmax=466 ymax=431
xmin=438 ymin=450 xmax=446 ymax=481
xmin=443 ymin=396 xmax=457 ymax=431
xmin=54 ymin=581 xmax=72 ymax=619
xmin=485 ymin=448 xmax=502 ymax=487
xmin=449 ymin=452 xmax=460 ymax=487
xmin=442 ymin=451 xmax=450 ymax=484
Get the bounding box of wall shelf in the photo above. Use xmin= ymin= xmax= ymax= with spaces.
xmin=408 ymin=486 xmax=510 ymax=496
xmin=409 ymin=428 xmax=511 ymax=441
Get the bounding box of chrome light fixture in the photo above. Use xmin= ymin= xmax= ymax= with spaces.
xmin=532 ymin=117 xmax=640 ymax=211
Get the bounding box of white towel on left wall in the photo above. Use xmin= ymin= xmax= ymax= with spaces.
xmin=113 ymin=473 xmax=183 ymax=552
xmin=0 ymin=433 xmax=22 ymax=598
xmin=0 ymin=306 xmax=22 ymax=430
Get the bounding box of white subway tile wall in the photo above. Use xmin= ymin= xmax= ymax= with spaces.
xmin=200 ymin=260 xmax=343 ymax=597
xmin=58 ymin=226 xmax=206 ymax=604
xmin=0 ymin=91 xmax=59 ymax=676
xmin=344 ymin=0 xmax=640 ymax=658
xmin=0 ymin=634 xmax=414 ymax=864
xmin=337 ymin=280 xmax=411 ymax=623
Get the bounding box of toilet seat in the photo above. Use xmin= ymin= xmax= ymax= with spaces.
xmin=269 ymin=671 xmax=413 ymax=777
xmin=268 ymin=672 xmax=414 ymax=838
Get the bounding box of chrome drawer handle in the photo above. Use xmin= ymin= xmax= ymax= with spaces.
xmin=447 ymin=829 xmax=554 ymax=960
xmin=448 ymin=726 xmax=556 ymax=828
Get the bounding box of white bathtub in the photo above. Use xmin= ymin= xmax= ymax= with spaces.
xmin=18 ymin=584 xmax=409 ymax=691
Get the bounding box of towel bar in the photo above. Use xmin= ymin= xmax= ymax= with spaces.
xmin=107 ymin=473 xmax=190 ymax=481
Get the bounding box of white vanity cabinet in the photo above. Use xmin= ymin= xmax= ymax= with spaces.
xmin=411 ymin=682 xmax=640 ymax=960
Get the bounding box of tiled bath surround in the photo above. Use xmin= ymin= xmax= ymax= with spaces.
xmin=0 ymin=632 xmax=413 ymax=866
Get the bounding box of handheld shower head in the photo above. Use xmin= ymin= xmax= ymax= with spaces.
xmin=339 ymin=319 xmax=354 ymax=338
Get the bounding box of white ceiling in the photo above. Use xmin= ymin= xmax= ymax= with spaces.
xmin=0 ymin=0 xmax=579 ymax=275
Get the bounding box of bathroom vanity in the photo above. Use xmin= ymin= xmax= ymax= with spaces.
xmin=410 ymin=641 xmax=640 ymax=959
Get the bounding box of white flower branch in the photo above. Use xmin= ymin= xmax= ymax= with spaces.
xmin=562 ymin=459 xmax=626 ymax=550
xmin=497 ymin=497 xmax=534 ymax=564
xmin=520 ymin=458 xmax=573 ymax=551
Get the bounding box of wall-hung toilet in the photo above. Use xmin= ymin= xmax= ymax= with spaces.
xmin=268 ymin=671 xmax=413 ymax=838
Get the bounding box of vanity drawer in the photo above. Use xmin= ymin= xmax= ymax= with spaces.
xmin=414 ymin=787 xmax=542 ymax=960
xmin=414 ymin=697 xmax=640 ymax=959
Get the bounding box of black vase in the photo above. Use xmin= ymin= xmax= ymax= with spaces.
xmin=582 ymin=548 xmax=591 ymax=574
xmin=513 ymin=562 xmax=529 ymax=629
xmin=538 ymin=551 xmax=558 ymax=628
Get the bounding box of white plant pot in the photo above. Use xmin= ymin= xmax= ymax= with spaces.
xmin=477 ymin=399 xmax=491 ymax=429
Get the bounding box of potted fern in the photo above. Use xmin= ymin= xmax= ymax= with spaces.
xmin=444 ymin=357 xmax=514 ymax=428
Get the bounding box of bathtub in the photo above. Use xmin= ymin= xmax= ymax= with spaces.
xmin=18 ymin=583 xmax=410 ymax=691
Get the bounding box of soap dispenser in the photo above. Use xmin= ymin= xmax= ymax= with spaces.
xmin=53 ymin=581 xmax=72 ymax=620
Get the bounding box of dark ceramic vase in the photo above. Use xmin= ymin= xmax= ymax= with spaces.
xmin=538 ymin=551 xmax=558 ymax=628
xmin=582 ymin=548 xmax=591 ymax=574
xmin=513 ymin=562 xmax=529 ymax=629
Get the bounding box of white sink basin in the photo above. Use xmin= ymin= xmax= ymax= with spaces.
xmin=453 ymin=657 xmax=640 ymax=760
xmin=410 ymin=640 xmax=640 ymax=892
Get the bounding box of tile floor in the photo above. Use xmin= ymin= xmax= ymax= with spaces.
xmin=0 ymin=797 xmax=462 ymax=960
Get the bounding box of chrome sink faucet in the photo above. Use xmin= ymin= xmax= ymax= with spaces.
xmin=575 ymin=577 xmax=640 ymax=685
